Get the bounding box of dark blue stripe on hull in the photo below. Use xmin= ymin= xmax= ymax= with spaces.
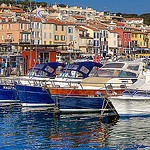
xmin=0 ymin=85 xmax=19 ymax=103
xmin=15 ymin=85 xmax=55 ymax=106
xmin=52 ymin=95 xmax=113 ymax=110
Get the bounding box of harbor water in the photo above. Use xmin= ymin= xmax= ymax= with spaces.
xmin=0 ymin=105 xmax=149 ymax=149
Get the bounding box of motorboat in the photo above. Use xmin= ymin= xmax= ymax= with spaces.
xmin=46 ymin=61 xmax=144 ymax=115
xmin=109 ymin=71 xmax=150 ymax=116
xmin=15 ymin=62 xmax=65 ymax=109
xmin=0 ymin=77 xmax=20 ymax=106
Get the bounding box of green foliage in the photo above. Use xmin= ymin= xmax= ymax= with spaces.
xmin=1 ymin=0 xmax=47 ymax=8
xmin=116 ymin=12 xmax=150 ymax=25
xmin=58 ymin=4 xmax=66 ymax=8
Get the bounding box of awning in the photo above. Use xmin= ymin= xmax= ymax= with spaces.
xmin=20 ymin=31 xmax=30 ymax=34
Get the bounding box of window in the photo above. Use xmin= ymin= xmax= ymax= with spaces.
xmin=7 ymin=24 xmax=11 ymax=29
xmin=61 ymin=35 xmax=65 ymax=41
xmin=128 ymin=34 xmax=130 ymax=39
xmin=97 ymin=33 xmax=99 ymax=38
xmin=2 ymin=35 xmax=3 ymax=41
xmin=114 ymin=33 xmax=116 ymax=37
xmin=49 ymin=24 xmax=51 ymax=29
xmin=69 ymin=35 xmax=73 ymax=41
xmin=140 ymin=42 xmax=142 ymax=46
xmin=135 ymin=34 xmax=137 ymax=38
xmin=94 ymin=40 xmax=96 ymax=46
xmin=125 ymin=41 xmax=127 ymax=48
xmin=97 ymin=40 xmax=99 ymax=46
xmin=125 ymin=33 xmax=127 ymax=39
xmin=20 ymin=24 xmax=23 ymax=29
xmin=49 ymin=33 xmax=51 ymax=38
xmin=2 ymin=24 xmax=4 ymax=29
xmin=44 ymin=32 xmax=46 ymax=38
xmin=55 ymin=35 xmax=59 ymax=40
xmin=44 ymin=24 xmax=46 ymax=29
xmin=132 ymin=34 xmax=134 ymax=38
xmin=37 ymin=23 xmax=39 ymax=29
xmin=114 ymin=41 xmax=116 ymax=45
xmin=144 ymin=42 xmax=145 ymax=46
xmin=140 ymin=34 xmax=142 ymax=38
xmin=55 ymin=25 xmax=57 ymax=31
xmin=62 ymin=26 xmax=64 ymax=31
xmin=94 ymin=32 xmax=96 ymax=38
xmin=68 ymin=27 xmax=73 ymax=33
xmin=27 ymin=24 xmax=29 ymax=30
xmin=37 ymin=31 xmax=40 ymax=38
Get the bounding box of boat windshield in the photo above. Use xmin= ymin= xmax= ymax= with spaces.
xmin=27 ymin=69 xmax=48 ymax=78
xmin=58 ymin=70 xmax=83 ymax=79
xmin=95 ymin=69 xmax=137 ymax=78
xmin=102 ymin=63 xmax=125 ymax=69
xmin=134 ymin=91 xmax=150 ymax=96
xmin=122 ymin=90 xmax=136 ymax=95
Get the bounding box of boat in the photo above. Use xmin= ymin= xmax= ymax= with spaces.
xmin=0 ymin=77 xmax=20 ymax=106
xmin=109 ymin=71 xmax=150 ymax=116
xmin=46 ymin=61 xmax=144 ymax=115
xmin=15 ymin=62 xmax=65 ymax=109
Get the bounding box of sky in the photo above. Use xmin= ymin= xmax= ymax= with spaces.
xmin=38 ymin=0 xmax=150 ymax=15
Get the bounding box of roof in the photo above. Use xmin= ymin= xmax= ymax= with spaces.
xmin=131 ymin=31 xmax=147 ymax=34
xmin=10 ymin=10 xmax=25 ymax=13
xmin=72 ymin=15 xmax=85 ymax=19
xmin=108 ymin=30 xmax=118 ymax=33
xmin=82 ymin=25 xmax=99 ymax=31
xmin=30 ymin=17 xmax=42 ymax=22
xmin=75 ymin=25 xmax=87 ymax=31
xmin=0 ymin=6 xmax=21 ymax=10
xmin=124 ymin=18 xmax=143 ymax=21
xmin=65 ymin=22 xmax=75 ymax=25
xmin=116 ymin=22 xmax=125 ymax=26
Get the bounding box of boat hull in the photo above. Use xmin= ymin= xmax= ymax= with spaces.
xmin=109 ymin=96 xmax=150 ymax=116
xmin=0 ymin=84 xmax=20 ymax=105
xmin=15 ymin=85 xmax=55 ymax=108
xmin=49 ymin=88 xmax=121 ymax=115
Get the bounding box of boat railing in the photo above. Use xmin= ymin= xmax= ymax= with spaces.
xmin=0 ymin=77 xmax=132 ymax=91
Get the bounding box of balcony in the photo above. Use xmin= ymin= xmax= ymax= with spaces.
xmin=87 ymin=42 xmax=93 ymax=47
xmin=5 ymin=39 xmax=12 ymax=43
xmin=100 ymin=41 xmax=108 ymax=45
xmin=19 ymin=39 xmax=31 ymax=44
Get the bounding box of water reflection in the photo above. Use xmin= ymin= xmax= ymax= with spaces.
xmin=0 ymin=105 xmax=149 ymax=149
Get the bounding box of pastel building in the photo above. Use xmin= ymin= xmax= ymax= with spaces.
xmin=30 ymin=17 xmax=42 ymax=44
xmin=114 ymin=28 xmax=131 ymax=54
xmin=81 ymin=25 xmax=100 ymax=55
xmin=108 ymin=30 xmax=118 ymax=55
xmin=53 ymin=20 xmax=66 ymax=49
xmin=131 ymin=31 xmax=148 ymax=48
xmin=75 ymin=25 xmax=93 ymax=54
xmin=0 ymin=19 xmax=30 ymax=52
xmin=42 ymin=19 xmax=55 ymax=45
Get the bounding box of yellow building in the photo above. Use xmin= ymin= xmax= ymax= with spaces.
xmin=131 ymin=31 xmax=148 ymax=48
xmin=146 ymin=30 xmax=150 ymax=48
xmin=42 ymin=19 xmax=55 ymax=45
xmin=54 ymin=20 xmax=66 ymax=49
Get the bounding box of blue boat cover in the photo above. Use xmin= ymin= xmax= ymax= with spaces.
xmin=62 ymin=62 xmax=103 ymax=78
xmin=29 ymin=62 xmax=65 ymax=77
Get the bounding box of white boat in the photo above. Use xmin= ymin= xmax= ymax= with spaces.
xmin=47 ymin=61 xmax=144 ymax=114
xmin=109 ymin=71 xmax=150 ymax=116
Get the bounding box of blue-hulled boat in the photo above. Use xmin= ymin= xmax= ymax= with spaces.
xmin=15 ymin=62 xmax=65 ymax=109
xmin=47 ymin=61 xmax=144 ymax=115
xmin=46 ymin=62 xmax=116 ymax=115
xmin=0 ymin=78 xmax=20 ymax=106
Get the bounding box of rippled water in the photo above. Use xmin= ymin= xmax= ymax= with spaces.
xmin=0 ymin=105 xmax=149 ymax=149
